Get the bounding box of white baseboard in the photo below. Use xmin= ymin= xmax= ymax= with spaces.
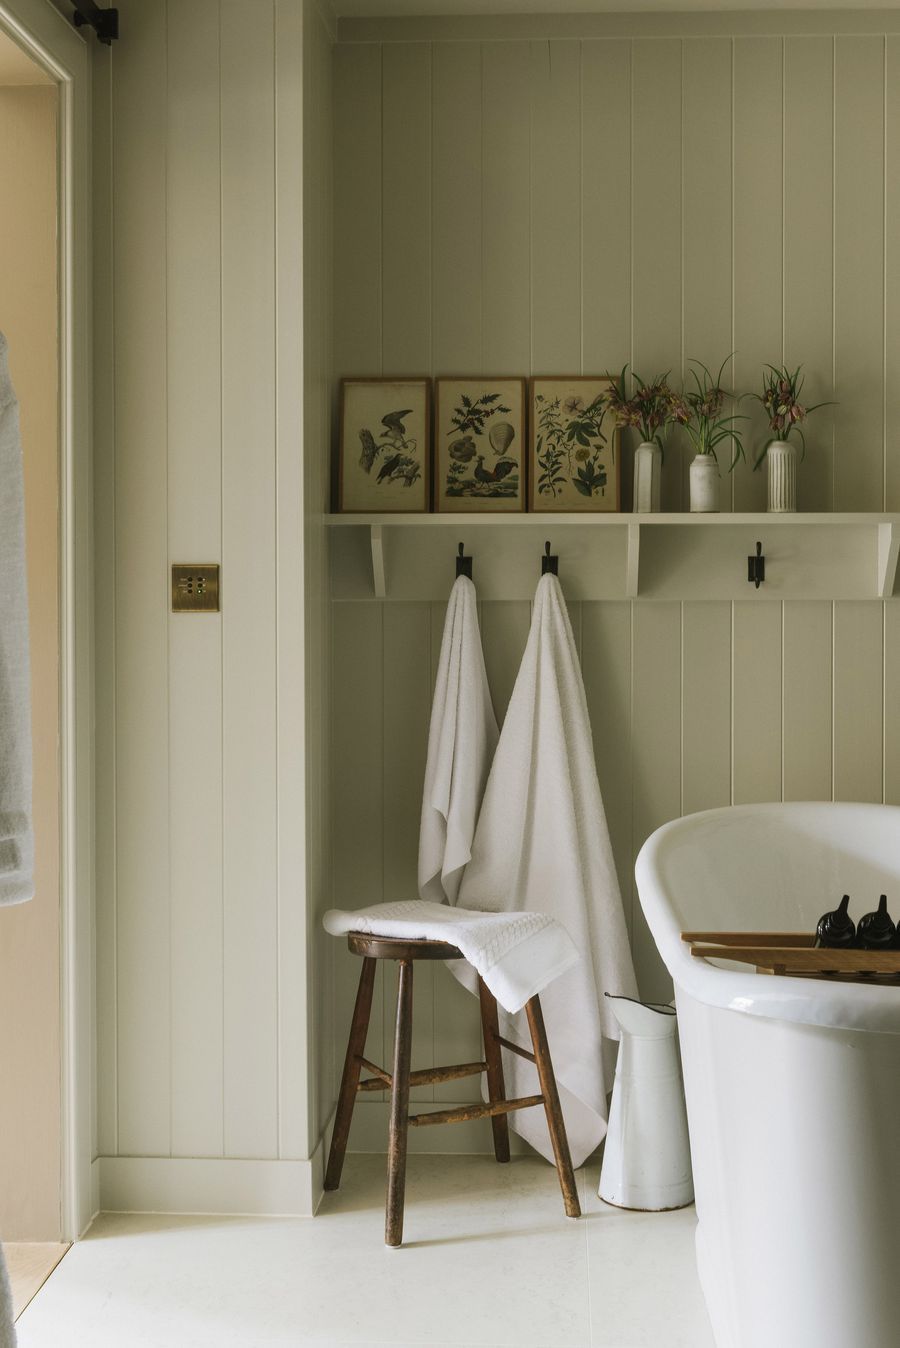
xmin=98 ymin=1155 xmax=321 ymax=1217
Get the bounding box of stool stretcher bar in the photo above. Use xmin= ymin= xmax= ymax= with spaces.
xmin=408 ymin=1095 xmax=545 ymax=1128
xmin=356 ymin=1057 xmax=489 ymax=1092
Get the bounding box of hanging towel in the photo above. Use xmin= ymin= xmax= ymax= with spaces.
xmin=323 ymin=899 xmax=578 ymax=1015
xmin=0 ymin=332 xmax=33 ymax=908
xmin=418 ymin=573 xmax=498 ymax=905
xmin=458 ymin=572 xmax=638 ymax=1168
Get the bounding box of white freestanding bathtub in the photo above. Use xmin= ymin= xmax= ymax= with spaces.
xmin=636 ymin=803 xmax=900 ymax=1348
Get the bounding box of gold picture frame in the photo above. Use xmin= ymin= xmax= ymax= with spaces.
xmin=338 ymin=377 xmax=431 ymax=513
xmin=434 ymin=377 xmax=526 ymax=513
xmin=529 ymin=376 xmax=620 ymax=513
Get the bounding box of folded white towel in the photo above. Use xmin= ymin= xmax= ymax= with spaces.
xmin=0 ymin=332 xmax=33 ymax=907
xmin=459 ymin=572 xmax=638 ymax=1167
xmin=418 ymin=574 xmax=498 ymax=905
xmin=323 ymin=900 xmax=579 ymax=1015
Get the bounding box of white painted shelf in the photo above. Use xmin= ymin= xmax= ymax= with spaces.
xmin=325 ymin=513 xmax=900 ymax=602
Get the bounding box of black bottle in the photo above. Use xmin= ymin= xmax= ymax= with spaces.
xmin=856 ymin=895 xmax=896 ymax=951
xmin=815 ymin=894 xmax=856 ymax=948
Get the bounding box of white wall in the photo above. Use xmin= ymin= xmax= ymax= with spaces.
xmin=329 ymin=10 xmax=900 ymax=1149
xmin=93 ymin=0 xmax=334 ymax=1213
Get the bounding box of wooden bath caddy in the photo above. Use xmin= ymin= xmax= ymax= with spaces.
xmin=681 ymin=931 xmax=900 ymax=984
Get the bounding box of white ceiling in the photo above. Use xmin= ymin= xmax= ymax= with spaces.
xmin=336 ymin=0 xmax=897 ymax=15
xmin=0 ymin=30 xmax=52 ymax=85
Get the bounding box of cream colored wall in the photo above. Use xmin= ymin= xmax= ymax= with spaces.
xmin=329 ymin=12 xmax=900 ymax=1146
xmin=92 ymin=0 xmax=334 ymax=1209
xmin=0 ymin=82 xmax=61 ymax=1238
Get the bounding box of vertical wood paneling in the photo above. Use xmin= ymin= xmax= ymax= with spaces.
xmin=382 ymin=605 xmax=433 ymax=1100
xmin=884 ymin=604 xmax=900 ymax=804
xmin=481 ymin=600 xmax=530 ymax=724
xmin=279 ymin=0 xmax=312 ymax=1159
xmin=783 ymin=602 xmax=833 ymax=800
xmin=581 ymin=40 xmax=631 ymax=378
xmin=682 ymin=39 xmax=733 ymax=508
xmin=631 ymin=604 xmax=681 ymax=1000
xmin=166 ymin=0 xmax=224 ymax=1160
xmin=333 ymin=44 xmax=382 ymax=376
xmin=834 ymin=37 xmax=885 ymax=511
xmin=113 ymin=0 xmax=171 ymax=1158
xmin=481 ymin=41 xmax=532 ymax=374
xmin=833 ymin=602 xmax=884 ymax=801
xmin=331 ymin=605 xmax=385 ymax=1098
xmin=784 ymin=37 xmax=834 ymax=512
xmin=732 ymin=36 xmax=783 ymax=512
xmin=382 ymin=44 xmax=431 ymax=375
xmin=220 ymin=0 xmax=278 ymax=1158
xmin=732 ymin=603 xmax=782 ymax=803
xmin=582 ymin=603 xmax=633 ymax=921
xmin=530 ymin=40 xmax=582 ymax=374
xmin=631 ymin=40 xmax=682 ymax=510
xmin=432 ymin=43 xmax=482 ymax=372
xmin=93 ymin=43 xmax=117 ymax=1161
xmin=682 ymin=603 xmax=731 ymax=813
xmin=886 ymin=39 xmax=900 ymax=511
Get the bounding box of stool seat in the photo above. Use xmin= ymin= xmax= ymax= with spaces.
xmin=347 ymin=932 xmax=464 ymax=961
xmin=325 ymin=930 xmax=581 ymax=1246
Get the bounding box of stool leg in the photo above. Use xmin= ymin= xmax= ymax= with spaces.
xmin=385 ymin=958 xmax=414 ymax=1247
xmin=478 ymin=978 xmax=510 ymax=1163
xmin=524 ymin=995 xmax=581 ymax=1218
xmin=325 ymin=956 xmax=376 ymax=1192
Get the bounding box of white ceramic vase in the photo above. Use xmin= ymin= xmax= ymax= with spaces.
xmin=689 ymin=453 xmax=720 ymax=513
xmin=598 ymin=996 xmax=694 ymax=1212
xmin=766 ymin=438 xmax=797 ymax=513
xmin=633 ymin=441 xmax=662 ymax=513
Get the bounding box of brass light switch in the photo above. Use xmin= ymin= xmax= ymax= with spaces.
xmin=172 ymin=564 xmax=220 ymax=613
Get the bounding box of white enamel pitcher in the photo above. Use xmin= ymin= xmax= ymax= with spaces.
xmin=598 ymin=994 xmax=694 ymax=1211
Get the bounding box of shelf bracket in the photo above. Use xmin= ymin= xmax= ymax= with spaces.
xmin=370 ymin=524 xmax=386 ymax=599
xmin=878 ymin=522 xmax=899 ymax=599
xmin=625 ymin=523 xmax=640 ymax=599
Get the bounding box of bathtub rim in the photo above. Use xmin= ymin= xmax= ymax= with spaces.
xmin=635 ymin=802 xmax=900 ymax=1035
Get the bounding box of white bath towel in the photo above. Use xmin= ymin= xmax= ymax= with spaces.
xmin=458 ymin=572 xmax=638 ymax=1167
xmin=418 ymin=574 xmax=498 ymax=905
xmin=0 ymin=332 xmax=33 ymax=907
xmin=323 ymin=900 xmax=578 ymax=1015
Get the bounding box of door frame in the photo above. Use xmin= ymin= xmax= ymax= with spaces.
xmin=0 ymin=0 xmax=93 ymax=1239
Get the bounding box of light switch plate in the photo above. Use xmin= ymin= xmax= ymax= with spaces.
xmin=172 ymin=563 xmax=220 ymax=612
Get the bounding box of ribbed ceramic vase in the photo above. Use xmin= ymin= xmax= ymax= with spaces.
xmin=689 ymin=454 xmax=720 ymax=513
xmin=633 ymin=442 xmax=662 ymax=513
xmin=766 ymin=439 xmax=797 ymax=513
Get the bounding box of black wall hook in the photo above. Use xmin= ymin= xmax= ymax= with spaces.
xmin=541 ymin=541 xmax=558 ymax=576
xmin=748 ymin=541 xmax=765 ymax=589
xmin=70 ymin=0 xmax=119 ymax=43
xmin=455 ymin=542 xmax=472 ymax=579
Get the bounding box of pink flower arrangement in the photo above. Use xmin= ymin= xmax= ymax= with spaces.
xmin=605 ymin=366 xmax=679 ymax=451
xmin=750 ymin=364 xmax=831 ymax=468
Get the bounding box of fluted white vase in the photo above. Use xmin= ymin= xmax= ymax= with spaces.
xmin=633 ymin=441 xmax=662 ymax=513
xmin=689 ymin=453 xmax=720 ymax=513
xmin=766 ymin=438 xmax=797 ymax=513
xmin=598 ymin=996 xmax=694 ymax=1212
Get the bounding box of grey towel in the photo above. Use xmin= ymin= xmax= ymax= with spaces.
xmin=0 ymin=332 xmax=33 ymax=907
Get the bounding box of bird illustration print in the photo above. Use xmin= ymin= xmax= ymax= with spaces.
xmin=354 ymin=409 xmax=421 ymax=488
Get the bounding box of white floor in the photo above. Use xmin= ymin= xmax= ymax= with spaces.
xmin=16 ymin=1155 xmax=714 ymax=1347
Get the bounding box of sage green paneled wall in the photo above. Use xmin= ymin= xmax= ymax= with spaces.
xmin=330 ymin=17 xmax=900 ymax=1142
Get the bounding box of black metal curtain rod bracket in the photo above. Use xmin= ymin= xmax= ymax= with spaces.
xmin=71 ymin=2 xmax=119 ymax=44
xmin=455 ymin=542 xmax=472 ymax=580
xmin=541 ymin=541 xmax=558 ymax=576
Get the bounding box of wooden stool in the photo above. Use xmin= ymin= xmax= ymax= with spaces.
xmin=324 ymin=932 xmax=581 ymax=1246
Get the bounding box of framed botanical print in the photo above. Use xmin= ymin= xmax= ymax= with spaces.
xmin=529 ymin=377 xmax=620 ymax=512
xmin=338 ymin=378 xmax=431 ymax=512
xmin=434 ymin=377 xmax=526 ymax=513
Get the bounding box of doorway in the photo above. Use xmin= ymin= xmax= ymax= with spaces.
xmin=0 ymin=28 xmax=61 ymax=1246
